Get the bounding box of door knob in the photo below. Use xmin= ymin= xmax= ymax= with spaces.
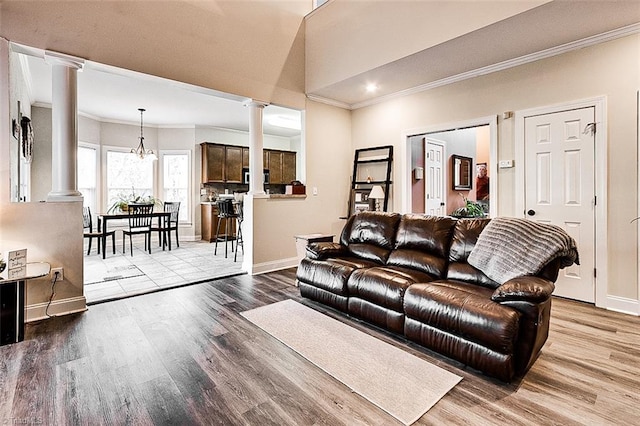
xmin=527 ymin=209 xmax=536 ymax=216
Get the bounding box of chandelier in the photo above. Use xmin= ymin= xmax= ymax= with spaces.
xmin=131 ymin=108 xmax=156 ymax=161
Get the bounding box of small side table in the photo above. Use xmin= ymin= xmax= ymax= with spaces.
xmin=294 ymin=233 xmax=335 ymax=262
xmin=0 ymin=262 xmax=51 ymax=346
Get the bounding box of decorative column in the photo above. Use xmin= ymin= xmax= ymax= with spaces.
xmin=245 ymin=100 xmax=269 ymax=195
xmin=45 ymin=51 xmax=84 ymax=202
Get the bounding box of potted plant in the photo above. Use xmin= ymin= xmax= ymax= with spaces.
xmin=108 ymin=190 xmax=162 ymax=213
xmin=451 ymin=194 xmax=486 ymax=218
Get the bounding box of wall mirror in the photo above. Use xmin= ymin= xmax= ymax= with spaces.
xmin=452 ymin=155 xmax=472 ymax=190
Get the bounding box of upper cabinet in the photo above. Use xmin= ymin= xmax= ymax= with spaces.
xmin=266 ymin=149 xmax=297 ymax=184
xmin=225 ymin=145 xmax=244 ymax=183
xmin=201 ymin=142 xmax=296 ymax=184
xmin=282 ymin=151 xmax=297 ymax=183
xmin=201 ymin=143 xmax=225 ymax=182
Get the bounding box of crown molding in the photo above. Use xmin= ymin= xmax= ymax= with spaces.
xmin=314 ymin=23 xmax=640 ymax=111
xmin=305 ymin=94 xmax=351 ymax=110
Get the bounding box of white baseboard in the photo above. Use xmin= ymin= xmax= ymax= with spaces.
xmin=251 ymin=256 xmax=300 ymax=275
xmin=605 ymin=295 xmax=639 ymax=316
xmin=26 ymin=296 xmax=88 ymax=322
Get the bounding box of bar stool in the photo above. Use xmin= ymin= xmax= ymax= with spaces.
xmin=214 ymin=199 xmax=238 ymax=258
xmin=234 ymin=201 xmax=244 ymax=262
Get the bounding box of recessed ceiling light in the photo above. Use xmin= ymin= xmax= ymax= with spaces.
xmin=366 ymin=83 xmax=378 ymax=93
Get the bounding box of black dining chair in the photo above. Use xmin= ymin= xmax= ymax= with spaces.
xmin=151 ymin=201 xmax=180 ymax=250
xmin=122 ymin=203 xmax=154 ymax=256
xmin=83 ymin=206 xmax=116 ymax=258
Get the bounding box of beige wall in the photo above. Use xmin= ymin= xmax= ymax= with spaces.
xmin=305 ymin=0 xmax=546 ymax=93
xmin=351 ymin=35 xmax=640 ymax=301
xmin=0 ymin=0 xmax=309 ymax=109
xmin=0 ymin=201 xmax=85 ymax=320
xmin=251 ymin=100 xmax=352 ymax=271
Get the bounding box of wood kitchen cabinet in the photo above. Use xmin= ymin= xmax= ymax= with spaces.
xmin=201 ymin=142 xmax=296 ymax=184
xmin=201 ymin=143 xmax=225 ymax=182
xmin=283 ymin=151 xmax=297 ymax=183
xmin=242 ymin=147 xmax=250 ymax=168
xmin=201 ymin=203 xmax=236 ymax=242
xmin=268 ymin=150 xmax=284 ymax=184
xmin=264 ymin=149 xmax=297 ymax=184
xmin=225 ymin=146 xmax=244 ymax=183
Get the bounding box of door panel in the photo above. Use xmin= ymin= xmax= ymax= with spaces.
xmin=425 ymin=140 xmax=445 ymax=216
xmin=524 ymin=107 xmax=595 ymax=303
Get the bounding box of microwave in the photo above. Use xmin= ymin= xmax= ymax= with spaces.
xmin=242 ymin=168 xmax=270 ymax=185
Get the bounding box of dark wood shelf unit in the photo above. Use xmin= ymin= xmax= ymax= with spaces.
xmin=349 ymin=145 xmax=393 ymax=216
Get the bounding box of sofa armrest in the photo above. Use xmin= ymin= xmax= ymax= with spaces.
xmin=306 ymin=242 xmax=347 ymax=260
xmin=491 ymin=276 xmax=555 ymax=303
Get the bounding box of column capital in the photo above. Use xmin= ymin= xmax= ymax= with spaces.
xmin=243 ymin=99 xmax=269 ymax=109
xmin=44 ymin=50 xmax=84 ymax=70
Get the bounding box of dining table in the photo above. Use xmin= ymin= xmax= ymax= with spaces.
xmin=97 ymin=211 xmax=172 ymax=259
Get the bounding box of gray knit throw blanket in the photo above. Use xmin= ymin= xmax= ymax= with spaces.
xmin=467 ymin=217 xmax=580 ymax=284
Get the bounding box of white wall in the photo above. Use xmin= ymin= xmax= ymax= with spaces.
xmin=351 ymin=35 xmax=640 ymax=302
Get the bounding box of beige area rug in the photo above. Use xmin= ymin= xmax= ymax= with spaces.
xmin=241 ymin=299 xmax=462 ymax=425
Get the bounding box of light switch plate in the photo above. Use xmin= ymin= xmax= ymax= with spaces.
xmin=499 ymin=160 xmax=514 ymax=168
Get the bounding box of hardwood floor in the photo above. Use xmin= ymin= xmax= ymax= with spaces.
xmin=2 ymin=269 xmax=640 ymax=425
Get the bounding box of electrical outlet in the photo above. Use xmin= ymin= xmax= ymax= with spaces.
xmin=52 ymin=267 xmax=64 ymax=281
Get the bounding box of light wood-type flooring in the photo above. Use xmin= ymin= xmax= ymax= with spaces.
xmin=1 ymin=269 xmax=639 ymax=425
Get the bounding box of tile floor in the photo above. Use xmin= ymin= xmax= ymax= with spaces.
xmin=84 ymin=235 xmax=244 ymax=304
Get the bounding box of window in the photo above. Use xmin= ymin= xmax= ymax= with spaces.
xmin=106 ymin=149 xmax=154 ymax=210
xmin=78 ymin=144 xmax=98 ymax=212
xmin=161 ymin=151 xmax=190 ymax=222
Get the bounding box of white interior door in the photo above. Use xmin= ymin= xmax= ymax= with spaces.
xmin=425 ymin=140 xmax=445 ymax=216
xmin=524 ymin=107 xmax=595 ymax=302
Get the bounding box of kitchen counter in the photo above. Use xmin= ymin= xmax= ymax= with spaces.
xmin=201 ymin=194 xmax=306 ymax=204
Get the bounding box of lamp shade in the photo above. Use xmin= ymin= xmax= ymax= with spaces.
xmin=369 ymin=185 xmax=385 ymax=199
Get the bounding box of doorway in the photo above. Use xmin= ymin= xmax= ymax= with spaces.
xmin=403 ymin=116 xmax=498 ymax=218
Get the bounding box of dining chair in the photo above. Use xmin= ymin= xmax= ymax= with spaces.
xmin=122 ymin=203 xmax=154 ymax=256
xmin=151 ymin=201 xmax=180 ymax=250
xmin=83 ymin=206 xmax=116 ymax=258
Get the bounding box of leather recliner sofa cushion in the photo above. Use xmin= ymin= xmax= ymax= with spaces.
xmin=447 ymin=218 xmax=498 ymax=288
xmin=403 ymin=280 xmax=522 ymax=381
xmin=345 ymin=212 xmax=401 ymax=263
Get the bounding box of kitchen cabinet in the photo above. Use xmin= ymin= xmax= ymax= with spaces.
xmin=201 ymin=143 xmax=225 ymax=182
xmin=268 ymin=150 xmax=284 ymax=184
xmin=201 ymin=203 xmax=236 ymax=242
xmin=225 ymin=146 xmax=244 ymax=183
xmin=242 ymin=147 xmax=250 ymax=168
xmin=264 ymin=149 xmax=297 ymax=184
xmin=201 ymin=143 xmax=296 ymax=184
xmin=283 ymin=151 xmax=297 ymax=183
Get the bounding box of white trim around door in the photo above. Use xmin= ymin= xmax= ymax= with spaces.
xmin=400 ymin=116 xmax=498 ymax=217
xmin=514 ymin=96 xmax=609 ymax=311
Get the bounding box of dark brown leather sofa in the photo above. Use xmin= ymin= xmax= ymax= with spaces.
xmin=296 ymin=211 xmax=564 ymax=382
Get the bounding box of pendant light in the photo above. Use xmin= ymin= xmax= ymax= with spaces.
xmin=131 ymin=108 xmax=156 ymax=161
